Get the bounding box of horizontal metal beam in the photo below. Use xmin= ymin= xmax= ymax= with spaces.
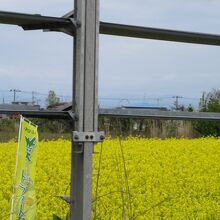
xmin=1 ymin=11 xmax=220 ymax=45
xmin=0 ymin=109 xmax=72 ymax=119
xmin=100 ymin=22 xmax=220 ymax=46
xmin=99 ymin=108 xmax=220 ymax=121
xmin=0 ymin=11 xmax=72 ymax=30
xmin=1 ymin=108 xmax=220 ymax=121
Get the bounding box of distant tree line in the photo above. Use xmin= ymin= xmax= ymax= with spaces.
xmin=193 ymin=89 xmax=220 ymax=136
xmin=46 ymin=90 xmax=60 ymax=107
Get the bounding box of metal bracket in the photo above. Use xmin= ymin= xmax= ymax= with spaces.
xmin=68 ymin=110 xmax=78 ymax=121
xmin=69 ymin=18 xmax=81 ymax=29
xmin=42 ymin=12 xmax=80 ymax=37
xmin=56 ymin=195 xmax=72 ymax=204
xmin=73 ymin=131 xmax=105 ymax=143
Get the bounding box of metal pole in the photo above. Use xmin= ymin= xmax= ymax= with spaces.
xmin=10 ymin=89 xmax=21 ymax=102
xmin=173 ymin=96 xmax=183 ymax=110
xmin=71 ymin=0 xmax=99 ymax=219
xmin=32 ymin=91 xmax=35 ymax=104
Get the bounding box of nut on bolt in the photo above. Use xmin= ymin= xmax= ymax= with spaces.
xmin=74 ymin=135 xmax=79 ymax=140
xmin=100 ymin=135 xmax=105 ymax=141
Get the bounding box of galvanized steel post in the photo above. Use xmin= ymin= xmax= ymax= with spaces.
xmin=71 ymin=0 xmax=100 ymax=219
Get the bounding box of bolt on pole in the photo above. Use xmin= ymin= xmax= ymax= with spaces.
xmin=71 ymin=0 xmax=100 ymax=219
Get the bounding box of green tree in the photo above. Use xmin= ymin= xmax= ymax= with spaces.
xmin=193 ymin=89 xmax=220 ymax=136
xmin=46 ymin=90 xmax=60 ymax=106
xmin=187 ymin=104 xmax=194 ymax=112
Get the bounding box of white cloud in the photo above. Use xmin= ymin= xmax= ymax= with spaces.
xmin=1 ymin=0 xmax=72 ymax=16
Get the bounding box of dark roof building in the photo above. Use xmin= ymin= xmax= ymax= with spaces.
xmin=121 ymin=106 xmax=167 ymax=111
xmin=47 ymin=102 xmax=72 ymax=111
xmin=0 ymin=103 xmax=40 ymax=118
xmin=0 ymin=103 xmax=40 ymax=111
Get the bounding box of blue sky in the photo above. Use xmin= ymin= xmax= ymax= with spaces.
xmin=0 ymin=0 xmax=220 ymax=108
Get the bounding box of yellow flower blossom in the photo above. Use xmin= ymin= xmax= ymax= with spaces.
xmin=1 ymin=138 xmax=220 ymax=219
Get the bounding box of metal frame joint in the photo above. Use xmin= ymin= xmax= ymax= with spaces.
xmin=73 ymin=131 xmax=105 ymax=143
xmin=69 ymin=18 xmax=81 ymax=29
xmin=68 ymin=110 xmax=78 ymax=121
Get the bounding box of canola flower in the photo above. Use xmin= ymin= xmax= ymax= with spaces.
xmin=1 ymin=138 xmax=220 ymax=219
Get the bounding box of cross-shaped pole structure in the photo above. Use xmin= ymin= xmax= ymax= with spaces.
xmin=0 ymin=1 xmax=102 ymax=219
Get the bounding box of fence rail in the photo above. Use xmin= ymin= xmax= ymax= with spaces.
xmin=1 ymin=108 xmax=220 ymax=121
xmin=99 ymin=108 xmax=220 ymax=121
xmin=0 ymin=109 xmax=71 ymax=119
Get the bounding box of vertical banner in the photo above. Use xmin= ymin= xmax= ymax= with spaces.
xmin=10 ymin=116 xmax=38 ymax=220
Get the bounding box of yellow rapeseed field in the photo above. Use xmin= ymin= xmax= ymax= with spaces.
xmin=1 ymin=138 xmax=220 ymax=219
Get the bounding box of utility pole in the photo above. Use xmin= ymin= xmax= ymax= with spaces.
xmin=10 ymin=89 xmax=21 ymax=102
xmin=32 ymin=91 xmax=36 ymax=105
xmin=172 ymin=96 xmax=183 ymax=110
xmin=143 ymin=93 xmax=146 ymax=103
xmin=157 ymin=98 xmax=160 ymax=106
